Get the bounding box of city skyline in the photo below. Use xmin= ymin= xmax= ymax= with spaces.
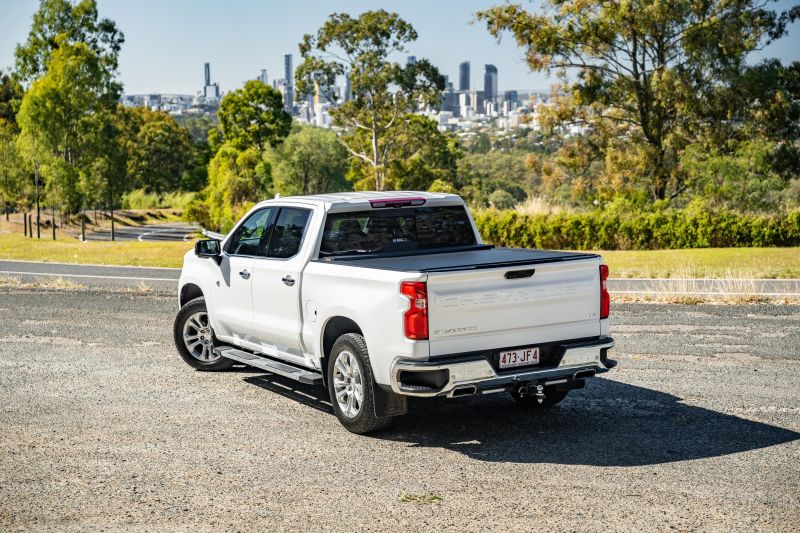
xmin=2 ymin=0 xmax=799 ymax=96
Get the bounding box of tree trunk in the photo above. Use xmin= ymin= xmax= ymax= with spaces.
xmin=34 ymin=165 xmax=41 ymax=239
xmin=302 ymin=169 xmax=309 ymax=196
xmin=372 ymin=129 xmax=381 ymax=191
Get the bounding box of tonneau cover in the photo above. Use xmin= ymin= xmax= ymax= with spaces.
xmin=319 ymin=247 xmax=599 ymax=273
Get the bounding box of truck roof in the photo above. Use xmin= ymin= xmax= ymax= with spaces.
xmin=254 ymin=191 xmax=462 ymax=210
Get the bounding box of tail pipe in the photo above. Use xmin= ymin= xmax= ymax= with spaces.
xmin=450 ymin=385 xmax=478 ymax=398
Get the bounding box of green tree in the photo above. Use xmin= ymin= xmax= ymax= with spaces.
xmin=478 ymin=0 xmax=800 ymax=202
xmin=79 ymin=105 xmax=130 ymax=218
xmin=0 ymin=70 xmax=24 ymax=126
xmin=16 ymin=37 xmax=112 ymax=215
xmin=0 ymin=120 xmax=27 ymax=219
xmin=271 ymin=126 xmax=349 ymax=196
xmin=127 ymin=108 xmax=195 ymax=193
xmin=188 ymin=144 xmax=271 ymax=232
xmin=14 ymin=0 xmax=123 ymax=89
xmin=380 ymin=115 xmax=460 ymax=191
xmin=217 ymin=80 xmax=291 ymax=151
xmin=296 ymin=10 xmax=444 ymax=190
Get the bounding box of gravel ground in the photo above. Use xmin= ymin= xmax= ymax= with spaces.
xmin=0 ymin=290 xmax=798 ymax=532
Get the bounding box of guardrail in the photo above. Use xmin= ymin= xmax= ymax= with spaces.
xmin=201 ymin=228 xmax=226 ymax=240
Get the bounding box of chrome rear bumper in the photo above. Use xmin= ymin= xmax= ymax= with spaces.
xmin=390 ymin=337 xmax=615 ymax=397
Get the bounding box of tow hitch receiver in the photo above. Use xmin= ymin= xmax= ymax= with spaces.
xmin=534 ymin=384 xmax=545 ymax=404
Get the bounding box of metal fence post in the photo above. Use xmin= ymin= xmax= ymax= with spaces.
xmin=81 ymin=218 xmax=86 ymax=242
xmin=24 ymin=213 xmax=27 ymax=237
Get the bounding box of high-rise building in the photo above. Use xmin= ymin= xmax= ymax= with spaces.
xmin=203 ymin=62 xmax=219 ymax=100
xmin=458 ymin=61 xmax=470 ymax=91
xmin=343 ymin=71 xmax=351 ymax=103
xmin=503 ymin=90 xmax=519 ymax=103
xmin=284 ymin=54 xmax=294 ymax=111
xmin=407 ymin=55 xmax=417 ymax=66
xmin=470 ymin=89 xmax=485 ymax=115
xmin=258 ymin=69 xmax=269 ymax=86
xmin=484 ymin=64 xmax=498 ymax=104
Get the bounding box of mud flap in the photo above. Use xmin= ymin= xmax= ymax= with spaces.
xmin=373 ymin=383 xmax=408 ymax=417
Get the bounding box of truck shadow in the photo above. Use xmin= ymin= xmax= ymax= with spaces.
xmin=242 ymin=373 xmax=799 ymax=467
xmin=388 ymin=378 xmax=800 ymax=466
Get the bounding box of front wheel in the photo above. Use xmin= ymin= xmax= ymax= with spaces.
xmin=327 ymin=333 xmax=391 ymax=434
xmin=173 ymin=296 xmax=233 ymax=371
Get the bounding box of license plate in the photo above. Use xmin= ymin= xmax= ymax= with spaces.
xmin=498 ymin=347 xmax=539 ymax=369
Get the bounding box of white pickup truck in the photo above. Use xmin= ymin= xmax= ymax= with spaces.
xmin=174 ymin=191 xmax=615 ymax=433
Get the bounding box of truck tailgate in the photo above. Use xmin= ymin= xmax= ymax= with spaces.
xmin=426 ymin=258 xmax=601 ymax=357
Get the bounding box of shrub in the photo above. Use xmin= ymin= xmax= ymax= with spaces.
xmin=473 ymin=207 xmax=800 ymax=250
xmin=121 ymin=188 xmax=196 ymax=210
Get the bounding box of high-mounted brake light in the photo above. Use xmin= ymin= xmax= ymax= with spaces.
xmin=401 ymin=281 xmax=429 ymax=340
xmin=370 ymin=197 xmax=427 ymax=209
xmin=599 ymin=264 xmax=610 ymax=319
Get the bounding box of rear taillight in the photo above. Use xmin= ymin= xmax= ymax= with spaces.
xmin=401 ymin=281 xmax=428 ymax=340
xmin=599 ymin=264 xmax=610 ymax=319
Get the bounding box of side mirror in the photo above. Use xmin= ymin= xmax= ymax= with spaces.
xmin=195 ymin=239 xmax=221 ymax=258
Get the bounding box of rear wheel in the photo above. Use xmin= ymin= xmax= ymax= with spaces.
xmin=173 ymin=297 xmax=233 ymax=371
xmin=327 ymin=333 xmax=391 ymax=434
xmin=511 ymin=386 xmax=569 ymax=408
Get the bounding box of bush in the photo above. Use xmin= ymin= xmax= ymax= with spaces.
xmin=121 ymin=188 xmax=196 ymax=210
xmin=473 ymin=207 xmax=800 ymax=250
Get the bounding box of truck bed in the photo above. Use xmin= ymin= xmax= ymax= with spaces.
xmin=319 ymin=246 xmax=599 ymax=273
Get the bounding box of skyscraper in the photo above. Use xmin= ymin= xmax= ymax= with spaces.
xmin=258 ymin=69 xmax=269 ymax=86
xmin=203 ymin=62 xmax=219 ymax=99
xmin=484 ymin=64 xmax=498 ymax=104
xmin=284 ymin=54 xmax=294 ymax=111
xmin=343 ymin=71 xmax=351 ymax=103
xmin=459 ymin=61 xmax=470 ymax=91
xmin=407 ymin=55 xmax=417 ymax=66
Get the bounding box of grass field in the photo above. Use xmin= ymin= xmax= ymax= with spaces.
xmin=0 ymin=231 xmax=798 ymax=278
xmin=0 ymin=233 xmax=191 ymax=268
xmin=601 ymin=248 xmax=800 ymax=279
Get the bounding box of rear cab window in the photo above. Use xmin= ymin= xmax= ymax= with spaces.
xmin=319 ymin=205 xmax=477 ymax=258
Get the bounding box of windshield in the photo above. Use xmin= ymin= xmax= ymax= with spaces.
xmin=319 ymin=205 xmax=477 ymax=257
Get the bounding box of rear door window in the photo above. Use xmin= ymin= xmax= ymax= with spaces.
xmin=266 ymin=208 xmax=312 ymax=259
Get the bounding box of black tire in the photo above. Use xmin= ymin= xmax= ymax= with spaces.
xmin=173 ymin=296 xmax=233 ymax=371
xmin=511 ymin=386 xmax=569 ymax=408
xmin=327 ymin=333 xmax=392 ymax=434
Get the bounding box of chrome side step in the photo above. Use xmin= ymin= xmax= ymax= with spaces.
xmin=219 ymin=348 xmax=323 ymax=385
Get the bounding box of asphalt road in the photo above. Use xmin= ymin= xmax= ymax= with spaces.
xmin=0 ymin=260 xmax=180 ymax=292
xmin=2 ymin=259 xmax=799 ymax=296
xmin=84 ymin=222 xmax=197 ymax=242
xmin=0 ymin=289 xmax=798 ymax=531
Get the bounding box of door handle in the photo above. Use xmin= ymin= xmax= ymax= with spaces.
xmin=239 ymin=269 xmax=251 ymax=280
xmin=282 ymin=275 xmax=295 ymax=286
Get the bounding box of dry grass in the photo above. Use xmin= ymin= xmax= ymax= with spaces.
xmin=513 ymin=196 xmax=573 ymax=215
xmin=611 ymin=270 xmax=800 ymax=305
xmin=0 ymin=275 xmax=161 ymax=295
xmin=0 ymin=275 xmax=86 ymax=291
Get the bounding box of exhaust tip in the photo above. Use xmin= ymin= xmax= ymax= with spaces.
xmin=450 ymin=385 xmax=477 ymax=398
xmin=574 ymin=369 xmax=596 ymax=380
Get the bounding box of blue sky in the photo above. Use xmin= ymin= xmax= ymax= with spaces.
xmin=1 ymin=0 xmax=799 ymax=95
